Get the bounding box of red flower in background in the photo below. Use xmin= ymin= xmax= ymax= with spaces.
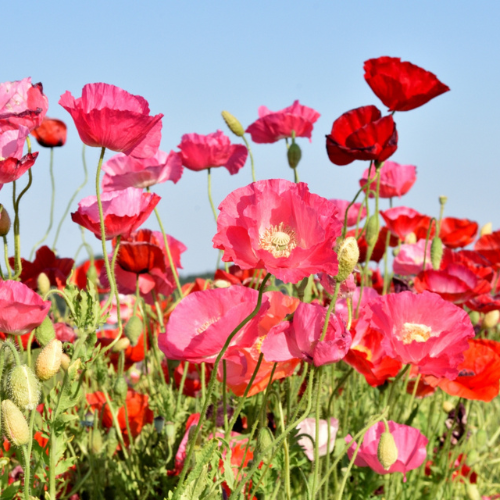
xmin=98 ymin=327 xmax=147 ymax=370
xmin=170 ymin=361 xmax=213 ymax=398
xmin=330 ymin=199 xmax=367 ymax=227
xmin=348 ymin=226 xmax=398 ymax=263
xmin=325 ymin=105 xmax=398 ymax=166
xmin=441 ymin=248 xmax=495 ymax=283
xmin=475 ymin=230 xmax=500 ymax=266
xmin=72 ymin=258 xmax=109 ymax=293
xmin=439 ymin=218 xmax=478 ymax=249
xmin=381 ymin=207 xmax=430 ymax=241
xmin=359 ymin=161 xmax=417 ymax=198
xmin=213 ymin=265 xmax=266 ymax=288
xmin=364 ymin=57 xmax=450 ymax=112
xmin=466 ymin=294 xmax=500 ymax=313
xmin=31 ymin=117 xmax=67 ymax=148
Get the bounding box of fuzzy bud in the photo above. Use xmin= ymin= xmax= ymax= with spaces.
xmin=468 ymin=311 xmax=480 ymax=326
xmin=404 ymin=232 xmax=417 ymax=245
xmin=86 ymin=264 xmax=99 ymax=286
xmin=365 ymin=215 xmax=380 ymax=248
xmin=8 ymin=365 xmax=40 ymax=411
xmin=287 ymin=142 xmax=302 ymax=169
xmin=112 ymin=337 xmax=130 ymax=353
xmin=106 ymin=428 xmax=119 ymax=458
xmin=114 ymin=377 xmax=128 ymax=407
xmin=466 ymin=449 xmax=479 ymax=466
xmin=483 ymin=310 xmax=500 ymax=329
xmin=35 ymin=316 xmax=56 ymax=347
xmin=430 ymin=236 xmax=443 ymax=270
xmin=443 ymin=401 xmax=455 ymax=413
xmin=61 ymin=353 xmax=71 ymax=371
xmin=256 ymin=427 xmax=274 ymax=462
xmin=37 ymin=272 xmax=51 ymax=296
xmin=0 ymin=204 xmax=11 ymax=237
xmin=221 ymin=110 xmax=245 ymax=137
xmin=377 ymin=428 xmax=398 ymax=471
xmin=335 ymin=237 xmax=360 ymax=283
xmin=2 ymin=400 xmax=29 ymax=446
xmin=480 ymin=222 xmax=492 ymax=237
xmin=124 ymin=316 xmax=143 ymax=346
xmin=35 ymin=339 xmax=63 ymax=381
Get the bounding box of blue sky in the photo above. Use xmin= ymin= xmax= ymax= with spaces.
xmin=2 ymin=1 xmax=499 ymax=275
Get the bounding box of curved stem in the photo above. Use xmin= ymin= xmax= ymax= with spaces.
xmin=3 ymin=236 xmax=12 ymax=279
xmin=2 ymin=340 xmax=21 ymax=366
xmin=207 ymin=168 xmax=218 ymax=222
xmin=242 ymin=135 xmax=256 ymax=182
xmin=13 ymin=168 xmax=33 ymax=278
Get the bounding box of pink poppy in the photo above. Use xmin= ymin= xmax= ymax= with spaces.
xmin=101 ymin=150 xmax=183 ymax=191
xmin=71 ymin=187 xmax=160 ymax=240
xmin=0 ymin=125 xmax=38 ymax=184
xmin=59 ymin=83 xmax=163 ymax=158
xmin=0 ymin=281 xmax=51 ymax=335
xmin=381 ymin=207 xmax=430 ymax=241
xmin=335 ymin=286 xmax=379 ymax=324
xmin=297 ymin=417 xmax=339 ymax=461
xmin=359 ymin=161 xmax=417 ymax=198
xmin=54 ymin=322 xmax=77 ymax=343
xmin=177 ymin=130 xmax=247 ymax=174
xmin=345 ymin=421 xmax=428 ymax=480
xmin=213 ymin=179 xmax=342 ymax=283
xmin=466 ymin=293 xmax=500 ymax=313
xmin=262 ymin=301 xmax=351 ymax=367
xmin=393 ymin=240 xmax=432 ymax=276
xmin=0 ymin=78 xmax=48 ymax=131
xmin=329 ymin=199 xmax=367 ymax=227
xmin=246 ymin=100 xmax=320 ymax=143
xmin=158 ymin=286 xmax=270 ymax=363
xmin=368 ymin=291 xmax=475 ymax=378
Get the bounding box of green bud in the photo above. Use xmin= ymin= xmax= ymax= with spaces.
xmin=86 ymin=263 xmax=99 ymax=286
xmin=106 ymin=428 xmax=119 ymax=458
xmin=37 ymin=272 xmax=51 ymax=296
xmin=114 ymin=377 xmax=128 ymax=407
xmin=221 ymin=111 xmax=245 ymax=137
xmin=124 ymin=316 xmax=143 ymax=346
xmin=287 ymin=143 xmax=302 ymax=169
xmin=466 ymin=449 xmax=479 ymax=466
xmin=430 ymin=236 xmax=443 ymax=270
xmin=256 ymin=427 xmax=274 ymax=461
xmin=2 ymin=400 xmax=29 ymax=446
xmin=468 ymin=311 xmax=480 ymax=326
xmin=0 ymin=204 xmax=11 ymax=237
xmin=8 ymin=365 xmax=40 ymax=411
xmin=335 ymin=237 xmax=360 ymax=283
xmin=112 ymin=338 xmax=130 ymax=353
xmin=377 ymin=429 xmax=398 ymax=471
xmin=476 ymin=429 xmax=487 ymax=447
xmin=35 ymin=339 xmax=63 ymax=381
xmin=365 ymin=215 xmax=380 ymax=248
xmin=35 ymin=316 xmax=55 ymax=347
xmin=466 ymin=482 xmax=481 ymax=500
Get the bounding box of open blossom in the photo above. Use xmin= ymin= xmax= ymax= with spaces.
xmin=359 ymin=161 xmax=417 ymax=198
xmin=0 ymin=125 xmax=38 ymax=184
xmin=297 ymin=418 xmax=339 ymax=460
xmin=213 ymin=179 xmax=342 ymax=284
xmin=367 ymin=291 xmax=475 ymax=378
xmin=177 ymin=130 xmax=247 ymax=174
xmin=102 ymin=150 xmax=183 ymax=191
xmin=329 ymin=199 xmax=367 ymax=227
xmin=440 ymin=218 xmax=478 ymax=249
xmin=71 ymin=187 xmax=160 ymax=240
xmin=393 ymin=240 xmax=432 ymax=276
xmin=381 ymin=207 xmax=430 ymax=241
xmin=475 ymin=230 xmax=500 ymax=266
xmin=31 ymin=118 xmax=67 ymax=148
xmin=246 ymin=100 xmax=320 ymax=143
xmin=59 ymin=83 xmax=163 ymax=158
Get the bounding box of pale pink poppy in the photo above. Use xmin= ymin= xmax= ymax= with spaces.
xmin=177 ymin=130 xmax=247 ymax=174
xmin=345 ymin=421 xmax=428 ymax=480
xmin=59 ymin=83 xmax=163 ymax=158
xmin=246 ymin=100 xmax=320 ymax=143
xmin=368 ymin=291 xmax=475 ymax=378
xmin=71 ymin=188 xmax=160 ymax=240
xmin=158 ymin=287 xmax=270 ymax=363
xmin=0 ymin=281 xmax=51 ymax=335
xmin=329 ymin=199 xmax=367 ymax=227
xmin=297 ymin=417 xmax=339 ymax=461
xmin=359 ymin=161 xmax=417 ymax=198
xmin=0 ymin=78 xmax=48 ymax=131
xmin=213 ymin=179 xmax=342 ymax=284
xmin=393 ymin=240 xmax=432 ymax=276
xmin=0 ymin=125 xmax=38 ymax=183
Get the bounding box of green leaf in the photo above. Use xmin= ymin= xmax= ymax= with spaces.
xmin=222 ymin=446 xmax=234 ymax=490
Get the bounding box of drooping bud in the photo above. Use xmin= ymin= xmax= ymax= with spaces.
xmin=114 ymin=377 xmax=128 ymax=407
xmin=468 ymin=311 xmax=480 ymax=326
xmin=35 ymin=339 xmax=63 ymax=381
xmin=483 ymin=310 xmax=500 ymax=329
xmin=124 ymin=316 xmax=143 ymax=347
xmin=0 ymin=204 xmax=11 ymax=237
xmin=8 ymin=365 xmax=40 ymax=411
xmin=37 ymin=272 xmax=51 ymax=296
xmin=430 ymin=236 xmax=443 ymax=270
xmin=377 ymin=426 xmax=398 ymax=471
xmin=365 ymin=215 xmax=380 ymax=248
xmin=256 ymin=427 xmax=274 ymax=462
xmin=2 ymin=400 xmax=30 ymax=446
xmin=35 ymin=316 xmax=55 ymax=347
xmin=61 ymin=353 xmax=71 ymax=371
xmin=442 ymin=401 xmax=455 ymax=413
xmin=287 ymin=142 xmax=302 ymax=169
xmin=404 ymin=232 xmax=417 ymax=245
xmin=112 ymin=337 xmax=131 ymax=353
xmin=480 ymin=222 xmax=493 ymax=237
xmin=221 ymin=111 xmax=245 ymax=137
xmin=335 ymin=237 xmax=360 ymax=283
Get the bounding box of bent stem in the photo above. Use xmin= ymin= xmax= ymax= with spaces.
xmin=242 ymin=135 xmax=256 ymax=182
xmin=207 ymin=168 xmax=218 ymax=222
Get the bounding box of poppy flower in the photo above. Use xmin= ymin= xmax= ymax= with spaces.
xmin=345 ymin=421 xmax=428 ymax=480
xmin=59 ymin=83 xmax=163 ymax=158
xmin=381 ymin=207 xmax=431 ymax=241
xmin=30 ymin=117 xmax=67 ymax=148
xmin=359 ymin=161 xmax=417 ymax=198
xmin=335 ymin=286 xmax=380 ymax=324
xmin=330 ymin=199 xmax=367 ymax=227
xmin=98 ymin=327 xmax=147 ymax=370
xmin=213 ymin=265 xmax=266 ymax=289
xmin=297 ymin=418 xmax=339 ymax=460
xmin=0 ymin=78 xmax=48 ymax=131
xmin=213 ymin=179 xmax=342 ymax=284
xmin=439 ymin=218 xmax=478 ymax=249
xmin=368 ymin=291 xmax=475 ymax=378
xmin=246 ymin=100 xmax=320 ymax=143
xmin=101 ymin=150 xmax=183 ymax=191
xmin=364 ymin=57 xmax=450 ymax=112
xmin=0 ymin=280 xmax=51 ymax=335
xmin=71 ymin=187 xmax=160 ymax=240
xmin=72 ymin=258 xmax=109 ymax=293
xmin=177 ymin=130 xmax=247 ymax=175
xmin=393 ymin=240 xmax=432 ymax=276
xmin=466 ymin=293 xmax=500 ymax=313
xmin=348 ymin=226 xmax=398 ymax=264
xmin=325 ymin=105 xmax=398 ymax=166
xmin=0 ymin=125 xmax=38 ymax=184
xmin=475 ymin=230 xmax=500 ymax=266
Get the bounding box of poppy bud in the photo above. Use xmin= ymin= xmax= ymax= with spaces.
xmin=256 ymin=427 xmax=274 ymax=462
xmin=106 ymin=428 xmax=118 ymax=458
xmin=114 ymin=377 xmax=128 ymax=407
xmin=91 ymin=412 xmax=103 ymax=455
xmin=221 ymin=111 xmax=245 ymax=137
xmin=430 ymin=236 xmax=443 ymax=270
xmin=377 ymin=428 xmax=398 ymax=470
xmin=287 ymin=143 xmax=302 ymax=170
xmin=165 ymin=421 xmax=176 ymax=442
xmin=442 ymin=401 xmax=454 ymax=413
xmin=484 ymin=310 xmax=500 ymax=329
xmin=8 ymin=365 xmax=40 ymax=411
xmin=37 ymin=272 xmax=51 ymax=296
xmin=112 ymin=337 xmax=130 ymax=353
xmin=0 ymin=205 xmax=11 ymax=237
xmin=35 ymin=339 xmax=63 ymax=381
xmin=439 ymin=195 xmax=448 ymax=206
xmin=213 ymin=279 xmax=231 ymax=289
xmin=61 ymin=353 xmax=71 ymax=371
xmin=67 ymin=358 xmax=82 ymax=381
xmin=86 ymin=264 xmax=99 ymax=286
xmin=124 ymin=316 xmax=143 ymax=346
xmin=404 ymin=232 xmax=417 ymax=245
xmin=2 ymin=400 xmax=29 ymax=446
xmin=466 ymin=449 xmax=479 ymax=466
xmin=335 ymin=237 xmax=359 ymax=283
xmin=468 ymin=311 xmax=480 ymax=326
xmin=480 ymin=222 xmax=492 ymax=237
xmin=466 ymin=483 xmax=481 ymax=500
xmin=365 ymin=215 xmax=380 ymax=248
xmin=35 ymin=316 xmax=55 ymax=347
xmin=476 ymin=430 xmax=487 ymax=447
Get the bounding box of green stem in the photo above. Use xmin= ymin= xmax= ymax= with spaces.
xmin=207 ymin=168 xmax=218 ymax=222
xmin=176 ymin=362 xmax=189 ymax=411
xmin=277 ymin=395 xmax=291 ymax=500
xmin=23 ymin=409 xmax=36 ymax=499
xmin=382 ymin=229 xmax=392 ymax=295
xmin=242 ymin=135 xmax=256 ymax=182
xmin=2 ymin=340 xmax=21 ymax=366
xmin=312 ymin=367 xmax=323 ymax=497
xmin=293 ymin=167 xmax=300 ymax=183
xmin=320 ymin=281 xmax=340 ymax=342
xmin=3 ymin=236 xmax=12 ymax=279
xmin=422 ymin=218 xmax=435 ymax=270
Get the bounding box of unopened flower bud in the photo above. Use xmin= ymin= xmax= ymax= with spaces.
xmin=468 ymin=311 xmax=480 ymax=326
xmin=483 ymin=310 xmax=499 ymax=329
xmin=61 ymin=353 xmax=71 ymax=371
xmin=256 ymin=427 xmax=274 ymax=461
xmin=106 ymin=428 xmax=118 ymax=458
xmin=430 ymin=236 xmax=443 ymax=270
xmin=365 ymin=215 xmax=380 ymax=248
xmin=480 ymin=222 xmax=492 ymax=237
xmin=91 ymin=427 xmax=103 ymax=455
xmin=404 ymin=232 xmax=417 ymax=245
xmin=377 ymin=427 xmax=398 ymax=471
xmin=35 ymin=316 xmax=55 ymax=347
xmin=86 ymin=263 xmax=99 ymax=286
xmin=37 ymin=272 xmax=51 ymax=296
xmin=476 ymin=429 xmax=487 ymax=447
xmin=466 ymin=449 xmax=479 ymax=466
xmin=213 ymin=279 xmax=231 ymax=289
xmin=112 ymin=337 xmax=130 ymax=353
xmin=35 ymin=339 xmax=63 ymax=381
xmin=287 ymin=142 xmax=302 ymax=169
xmin=165 ymin=421 xmax=176 ymax=442
xmin=0 ymin=204 xmax=11 ymax=237
xmin=67 ymin=358 xmax=82 ymax=381
xmin=439 ymin=195 xmax=448 ymax=206
xmin=114 ymin=377 xmax=128 ymax=407
xmin=124 ymin=316 xmax=143 ymax=346
xmin=443 ymin=401 xmax=455 ymax=413
xmin=221 ymin=111 xmax=245 ymax=137
xmin=335 ymin=237 xmax=359 ymax=283
xmin=2 ymin=400 xmax=29 ymax=446
xmin=154 ymin=416 xmax=165 ymax=433
xmin=466 ymin=482 xmax=481 ymax=500
xmin=8 ymin=365 xmax=40 ymax=411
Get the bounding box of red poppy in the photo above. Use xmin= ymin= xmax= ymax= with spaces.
xmin=325 ymin=105 xmax=398 ymax=166
xmin=213 ymin=265 xmax=266 ymax=288
xmin=381 ymin=207 xmax=431 ymax=241
xmin=439 ymin=218 xmax=478 ymax=249
xmin=348 ymin=226 xmax=398 ymax=263
xmin=466 ymin=293 xmax=500 ymax=313
xmin=30 ymin=117 xmax=67 ymax=148
xmin=364 ymin=57 xmax=450 ymax=112
xmin=171 ymin=361 xmax=213 ymax=397
xmin=441 ymin=249 xmax=495 ymax=283
xmin=475 ymin=230 xmax=500 ymax=266
xmin=72 ymin=258 xmax=109 ymax=293
xmin=425 ymin=454 xmax=477 ymax=484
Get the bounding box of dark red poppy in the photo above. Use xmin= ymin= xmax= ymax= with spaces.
xmin=381 ymin=207 xmax=431 ymax=241
xmin=348 ymin=226 xmax=398 ymax=263
xmin=475 ymin=230 xmax=500 ymax=266
xmin=72 ymin=258 xmax=109 ymax=293
xmin=30 ymin=117 xmax=67 ymax=148
xmin=364 ymin=57 xmax=450 ymax=112
xmin=325 ymin=105 xmax=397 ymax=166
xmin=117 ymin=239 xmax=166 ymax=274
xmin=439 ymin=218 xmax=478 ymax=249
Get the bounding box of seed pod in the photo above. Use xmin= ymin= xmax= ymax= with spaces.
xmin=35 ymin=316 xmax=56 ymax=347
xmin=287 ymin=143 xmax=302 ymax=169
xmin=377 ymin=429 xmax=398 ymax=471
xmin=37 ymin=272 xmax=51 ymax=296
xmin=35 ymin=339 xmax=63 ymax=381
xmin=439 ymin=195 xmax=448 ymax=206
xmin=0 ymin=204 xmax=11 ymax=237
xmin=124 ymin=316 xmax=143 ymax=346
xmin=430 ymin=236 xmax=443 ymax=270
xmin=442 ymin=401 xmax=454 ymax=413
xmin=256 ymin=427 xmax=274 ymax=462
xmin=8 ymin=365 xmax=40 ymax=411
xmin=480 ymin=222 xmax=492 ymax=237
xmin=365 ymin=215 xmax=380 ymax=248
xmin=335 ymin=237 xmax=360 ymax=283
xmin=221 ymin=111 xmax=245 ymax=137
xmin=468 ymin=311 xmax=480 ymax=326
xmin=112 ymin=337 xmax=131 ymax=353
xmin=483 ymin=310 xmax=500 ymax=329
xmin=2 ymin=400 xmax=29 ymax=446
xmin=114 ymin=377 xmax=128 ymax=407
xmin=213 ymin=279 xmax=231 ymax=289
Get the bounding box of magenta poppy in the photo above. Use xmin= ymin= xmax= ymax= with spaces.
xmin=0 ymin=125 xmax=38 ymax=183
xmin=393 ymin=240 xmax=432 ymax=276
xmin=359 ymin=161 xmax=417 ymax=198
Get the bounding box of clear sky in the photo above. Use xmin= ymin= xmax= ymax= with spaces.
xmin=2 ymin=1 xmax=499 ymax=275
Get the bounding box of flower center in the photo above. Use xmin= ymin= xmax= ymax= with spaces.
xmin=259 ymin=222 xmax=297 ymax=259
xmin=400 ymin=322 xmax=432 ymax=344
xmin=196 ymin=316 xmax=221 ymax=335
